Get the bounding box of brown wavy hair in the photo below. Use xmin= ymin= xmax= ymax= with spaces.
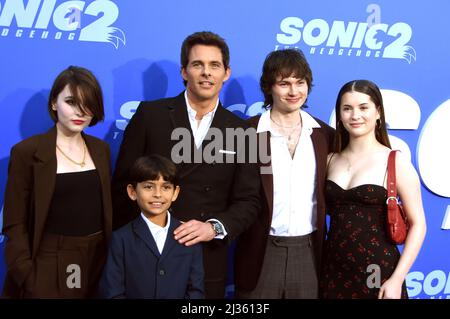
xmin=260 ymin=48 xmax=313 ymax=108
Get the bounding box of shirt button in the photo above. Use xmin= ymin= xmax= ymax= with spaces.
xmin=159 ymin=269 xmax=165 ymax=276
xmin=205 ymin=186 xmax=211 ymax=192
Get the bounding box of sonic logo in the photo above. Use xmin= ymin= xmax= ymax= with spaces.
xmin=276 ymin=8 xmax=416 ymax=63
xmin=407 ymin=271 xmax=450 ymax=298
xmin=0 ymin=0 xmax=126 ymax=48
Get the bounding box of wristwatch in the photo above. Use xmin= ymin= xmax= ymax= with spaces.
xmin=209 ymin=221 xmax=224 ymax=236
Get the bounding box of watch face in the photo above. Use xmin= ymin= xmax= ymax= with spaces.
xmin=213 ymin=222 xmax=223 ymax=235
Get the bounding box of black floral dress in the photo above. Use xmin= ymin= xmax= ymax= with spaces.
xmin=320 ymin=180 xmax=408 ymax=299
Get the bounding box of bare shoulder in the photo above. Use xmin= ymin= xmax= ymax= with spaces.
xmin=394 ymin=150 xmax=413 ymax=169
xmin=378 ymin=146 xmax=392 ymax=157
xmin=394 ymin=150 xmax=420 ymax=181
xmin=373 ymin=146 xmax=392 ymax=166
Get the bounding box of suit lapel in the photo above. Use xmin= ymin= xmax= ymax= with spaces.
xmin=132 ymin=216 xmax=161 ymax=258
xmin=259 ymin=130 xmax=274 ymax=218
xmin=169 ymin=92 xmax=231 ymax=178
xmin=159 ymin=216 xmax=180 ymax=261
xmin=310 ymin=127 xmax=328 ymax=200
xmin=84 ymin=134 xmax=112 ymax=243
xmin=310 ymin=126 xmax=329 ymax=262
xmin=260 ymin=114 xmax=329 ymax=226
xmin=196 ymin=101 xmax=231 ymax=163
xmin=250 ymin=116 xmax=274 ymax=220
xmin=32 ymin=127 xmax=58 ymax=257
xmin=168 ymin=92 xmax=192 ymax=133
xmin=167 ymin=92 xmax=197 ymax=178
xmin=207 ymin=101 xmax=230 ymax=133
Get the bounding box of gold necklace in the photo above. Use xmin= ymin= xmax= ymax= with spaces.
xmin=270 ymin=114 xmax=301 ymax=142
xmin=56 ymin=140 xmax=86 ymax=167
xmin=270 ymin=114 xmax=301 ymax=128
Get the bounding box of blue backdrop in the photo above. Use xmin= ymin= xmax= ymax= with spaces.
xmin=0 ymin=0 xmax=449 ymax=298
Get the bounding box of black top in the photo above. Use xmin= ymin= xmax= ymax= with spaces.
xmin=45 ymin=169 xmax=103 ymax=236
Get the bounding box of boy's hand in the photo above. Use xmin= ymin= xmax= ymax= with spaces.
xmin=174 ymin=219 xmax=216 ymax=246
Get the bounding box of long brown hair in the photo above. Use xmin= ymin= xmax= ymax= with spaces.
xmin=334 ymin=80 xmax=391 ymax=152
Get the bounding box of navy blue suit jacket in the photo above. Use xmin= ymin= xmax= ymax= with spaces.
xmin=99 ymin=214 xmax=204 ymax=299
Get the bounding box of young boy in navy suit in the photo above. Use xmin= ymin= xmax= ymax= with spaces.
xmin=99 ymin=155 xmax=204 ymax=298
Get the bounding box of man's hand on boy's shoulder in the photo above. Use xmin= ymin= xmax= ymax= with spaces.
xmin=174 ymin=219 xmax=216 ymax=246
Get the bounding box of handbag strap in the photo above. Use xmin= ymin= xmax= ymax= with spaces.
xmin=386 ymin=150 xmax=398 ymax=204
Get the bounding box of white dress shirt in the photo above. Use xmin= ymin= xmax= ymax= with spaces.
xmin=257 ymin=109 xmax=320 ymax=236
xmin=184 ymin=91 xmax=219 ymax=149
xmin=141 ymin=212 xmax=171 ymax=254
xmin=184 ymin=91 xmax=227 ymax=239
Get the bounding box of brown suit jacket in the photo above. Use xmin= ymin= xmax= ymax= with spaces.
xmin=234 ymin=113 xmax=334 ymax=292
xmin=1 ymin=127 xmax=112 ymax=298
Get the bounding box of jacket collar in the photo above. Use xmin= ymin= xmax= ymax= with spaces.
xmin=167 ymin=91 xmax=232 ymax=178
xmin=168 ymin=91 xmax=230 ymax=132
xmin=34 ymin=126 xmax=57 ymax=163
xmin=31 ymin=126 xmax=111 ymax=257
xmin=132 ymin=213 xmax=181 ymax=259
xmin=254 ymin=113 xmax=327 ymax=224
xmin=33 ymin=126 xmax=105 ymax=163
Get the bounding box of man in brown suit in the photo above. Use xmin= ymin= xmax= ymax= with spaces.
xmin=234 ymin=49 xmax=334 ymax=298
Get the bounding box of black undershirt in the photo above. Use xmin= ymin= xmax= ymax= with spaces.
xmin=45 ymin=169 xmax=103 ymax=236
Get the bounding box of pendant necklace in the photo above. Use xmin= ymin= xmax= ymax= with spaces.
xmin=270 ymin=114 xmax=301 ymax=144
xmin=56 ymin=140 xmax=87 ymax=168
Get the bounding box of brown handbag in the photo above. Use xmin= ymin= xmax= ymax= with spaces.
xmin=386 ymin=150 xmax=409 ymax=244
